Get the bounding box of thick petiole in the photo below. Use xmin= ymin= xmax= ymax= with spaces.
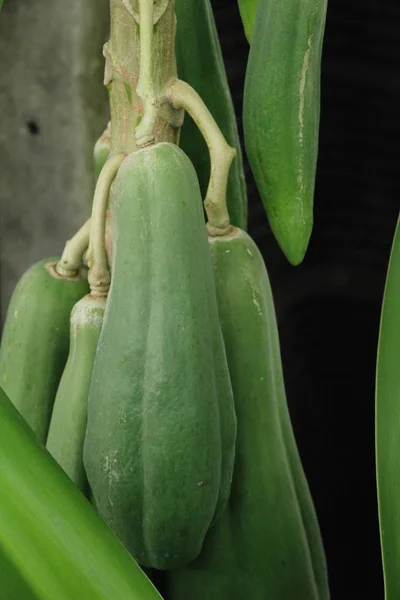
xmin=165 ymin=79 xmax=236 ymax=236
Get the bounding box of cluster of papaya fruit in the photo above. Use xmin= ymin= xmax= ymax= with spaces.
xmin=0 ymin=0 xmax=330 ymax=597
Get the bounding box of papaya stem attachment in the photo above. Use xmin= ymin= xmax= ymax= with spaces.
xmin=136 ymin=0 xmax=158 ymax=146
xmin=56 ymin=219 xmax=91 ymax=277
xmin=165 ymin=79 xmax=236 ymax=236
xmin=88 ymin=153 xmax=126 ymax=295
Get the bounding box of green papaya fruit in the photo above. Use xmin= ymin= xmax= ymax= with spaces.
xmin=84 ymin=142 xmax=236 ymax=571
xmin=376 ymin=215 xmax=400 ymax=600
xmin=0 ymin=385 xmax=162 ymax=600
xmin=46 ymin=294 xmax=106 ymax=494
xmin=167 ymin=227 xmax=329 ymax=599
xmin=175 ymin=0 xmax=247 ymax=230
xmin=243 ymin=0 xmax=327 ymax=265
xmin=0 ymin=259 xmax=89 ymax=442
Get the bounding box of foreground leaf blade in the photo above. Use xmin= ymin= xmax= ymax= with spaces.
xmin=0 ymin=386 xmax=162 ymax=600
xmin=376 ymin=214 xmax=400 ymax=600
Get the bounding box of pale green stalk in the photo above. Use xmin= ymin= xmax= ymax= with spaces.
xmin=87 ymin=153 xmax=126 ymax=295
xmin=166 ymin=79 xmax=235 ymax=235
xmin=57 ymin=219 xmax=91 ymax=277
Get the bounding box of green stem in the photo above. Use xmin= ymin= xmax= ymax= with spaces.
xmin=56 ymin=219 xmax=91 ymax=277
xmin=88 ymin=153 xmax=126 ymax=295
xmin=165 ymin=79 xmax=235 ymax=235
xmin=107 ymin=0 xmax=181 ymax=156
xmin=135 ymin=0 xmax=158 ymax=145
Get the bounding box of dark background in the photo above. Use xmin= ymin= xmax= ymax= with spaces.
xmin=212 ymin=0 xmax=400 ymax=598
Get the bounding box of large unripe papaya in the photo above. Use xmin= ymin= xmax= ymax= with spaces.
xmin=0 ymin=259 xmax=89 ymax=442
xmin=167 ymin=227 xmax=329 ymax=599
xmin=84 ymin=142 xmax=236 ymax=571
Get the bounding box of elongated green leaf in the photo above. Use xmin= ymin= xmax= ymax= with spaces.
xmin=376 ymin=213 xmax=400 ymax=600
xmin=0 ymin=386 xmax=162 ymax=600
xmin=237 ymin=0 xmax=258 ymax=42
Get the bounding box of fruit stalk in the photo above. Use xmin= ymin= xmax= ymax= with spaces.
xmin=57 ymin=219 xmax=91 ymax=277
xmin=174 ymin=0 xmax=248 ymax=230
xmin=165 ymin=79 xmax=235 ymax=235
xmin=87 ymin=153 xmax=125 ymax=295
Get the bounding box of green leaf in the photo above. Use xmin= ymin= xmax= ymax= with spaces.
xmin=376 ymin=213 xmax=400 ymax=600
xmin=0 ymin=385 xmax=163 ymax=600
xmin=238 ymin=0 xmax=258 ymax=42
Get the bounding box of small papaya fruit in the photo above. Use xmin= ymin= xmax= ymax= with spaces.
xmin=166 ymin=227 xmax=329 ymax=599
xmin=84 ymin=142 xmax=236 ymax=571
xmin=243 ymin=0 xmax=327 ymax=265
xmin=175 ymin=0 xmax=247 ymax=230
xmin=0 ymin=259 xmax=89 ymax=443
xmin=46 ymin=294 xmax=106 ymax=494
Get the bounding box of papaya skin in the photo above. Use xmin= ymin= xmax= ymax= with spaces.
xmin=84 ymin=142 xmax=236 ymax=571
xmin=0 ymin=259 xmax=89 ymax=443
xmin=167 ymin=227 xmax=329 ymax=599
xmin=46 ymin=294 xmax=106 ymax=494
xmin=243 ymin=0 xmax=327 ymax=265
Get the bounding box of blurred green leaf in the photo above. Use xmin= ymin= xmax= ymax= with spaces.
xmin=238 ymin=0 xmax=258 ymax=42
